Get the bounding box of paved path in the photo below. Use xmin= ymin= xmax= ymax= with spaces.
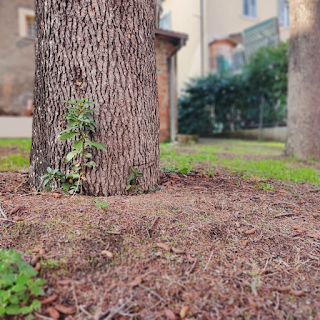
xmin=0 ymin=117 xmax=32 ymax=138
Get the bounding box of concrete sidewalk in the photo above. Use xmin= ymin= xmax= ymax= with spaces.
xmin=0 ymin=117 xmax=32 ymax=138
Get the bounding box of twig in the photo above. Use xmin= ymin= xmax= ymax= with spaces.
xmin=14 ymin=177 xmax=27 ymax=193
xmin=186 ymin=259 xmax=198 ymax=275
xmin=98 ymin=296 xmax=134 ymax=320
xmin=80 ymin=305 xmax=94 ymax=318
xmin=0 ymin=218 xmax=17 ymax=223
xmin=0 ymin=202 xmax=7 ymax=219
xmin=34 ymin=313 xmax=55 ymax=320
xmin=204 ymin=250 xmax=214 ymax=271
xmin=106 ymin=231 xmax=121 ymax=235
xmin=147 ymin=216 xmax=159 ymax=238
xmin=140 ymin=284 xmax=164 ymax=302
xmin=275 ymin=213 xmax=296 ymax=218
xmin=72 ymin=282 xmax=79 ymax=314
xmin=270 ymin=201 xmax=300 ymax=208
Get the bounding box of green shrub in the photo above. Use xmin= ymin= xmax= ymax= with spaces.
xmin=0 ymin=249 xmax=45 ymax=318
xmin=178 ymin=42 xmax=288 ymax=134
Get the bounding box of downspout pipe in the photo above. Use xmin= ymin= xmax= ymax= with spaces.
xmin=168 ymin=39 xmax=185 ymax=143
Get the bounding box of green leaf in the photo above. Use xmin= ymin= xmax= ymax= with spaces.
xmin=64 ymin=100 xmax=78 ymax=105
xmin=65 ymin=150 xmax=78 ymax=163
xmin=11 ymin=284 xmax=26 ymax=292
xmin=86 ymin=153 xmax=92 ymax=158
xmin=30 ymin=285 xmax=44 ymax=296
xmin=5 ymin=304 xmax=22 ymax=315
xmin=136 ymin=172 xmax=143 ymax=177
xmin=127 ymin=173 xmax=135 ymax=183
xmin=16 ymin=274 xmax=29 ymax=286
xmin=126 ymin=185 xmax=132 ymax=190
xmin=59 ymin=132 xmax=77 ymax=140
xmin=72 ymin=140 xmax=83 ymax=150
xmin=47 ymin=167 xmax=52 ymax=173
xmin=85 ymin=161 xmax=96 ymax=167
xmin=67 ymin=106 xmax=79 ymax=113
xmin=91 ymin=141 xmax=107 ymax=152
xmin=9 ymin=295 xmax=19 ymax=304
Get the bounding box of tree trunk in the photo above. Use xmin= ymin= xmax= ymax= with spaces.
xmin=287 ymin=0 xmax=320 ymax=160
xmin=29 ymin=0 xmax=160 ymax=196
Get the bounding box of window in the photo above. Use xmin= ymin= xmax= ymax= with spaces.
xmin=278 ymin=0 xmax=289 ymax=27
xmin=242 ymin=0 xmax=257 ymax=18
xmin=159 ymin=11 xmax=171 ymax=30
xmin=18 ymin=8 xmax=36 ymax=38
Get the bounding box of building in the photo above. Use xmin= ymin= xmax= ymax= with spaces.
xmin=0 ymin=0 xmax=188 ymax=142
xmin=161 ymin=0 xmax=290 ymax=93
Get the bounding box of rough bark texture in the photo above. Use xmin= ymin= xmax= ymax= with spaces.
xmin=29 ymin=0 xmax=160 ymax=196
xmin=287 ymin=0 xmax=320 ymax=161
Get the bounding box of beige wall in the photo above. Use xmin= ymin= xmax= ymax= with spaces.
xmin=162 ymin=0 xmax=290 ymax=93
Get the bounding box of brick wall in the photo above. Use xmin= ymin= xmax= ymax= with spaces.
xmin=155 ymin=38 xmax=176 ymax=142
xmin=0 ymin=0 xmax=35 ymax=115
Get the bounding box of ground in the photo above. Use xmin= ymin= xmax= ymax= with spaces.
xmin=1 ymin=139 xmax=320 ymax=320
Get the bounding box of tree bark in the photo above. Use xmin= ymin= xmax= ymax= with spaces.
xmin=29 ymin=0 xmax=160 ymax=196
xmin=287 ymin=0 xmax=320 ymax=161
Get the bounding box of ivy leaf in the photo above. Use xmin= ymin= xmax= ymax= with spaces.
xmin=91 ymin=141 xmax=107 ymax=152
xmin=85 ymin=161 xmax=96 ymax=167
xmin=72 ymin=140 xmax=83 ymax=150
xmin=127 ymin=173 xmax=135 ymax=183
xmin=65 ymin=150 xmax=78 ymax=163
xmin=5 ymin=304 xmax=22 ymax=315
xmin=126 ymin=185 xmax=132 ymax=190
xmin=59 ymin=132 xmax=77 ymax=140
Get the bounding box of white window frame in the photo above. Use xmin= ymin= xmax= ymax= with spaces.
xmin=159 ymin=11 xmax=171 ymax=30
xmin=278 ymin=0 xmax=289 ymax=27
xmin=18 ymin=8 xmax=35 ymax=38
xmin=242 ymin=0 xmax=257 ymax=19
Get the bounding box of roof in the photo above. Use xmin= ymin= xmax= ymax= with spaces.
xmin=155 ymin=28 xmax=189 ymax=46
xmin=209 ymin=33 xmax=243 ymax=46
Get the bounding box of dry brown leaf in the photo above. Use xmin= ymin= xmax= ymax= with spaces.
xmin=12 ymin=216 xmax=23 ymax=221
xmin=101 ymin=250 xmax=113 ymax=258
xmin=41 ymin=294 xmax=58 ymax=305
xmin=39 ymin=248 xmax=46 ymax=256
xmin=278 ymin=189 xmax=287 ymax=194
xmin=34 ymin=262 xmax=41 ymax=271
xmin=290 ymin=290 xmax=305 ymax=296
xmin=194 ymin=186 xmax=204 ymax=190
xmin=31 ymin=255 xmax=40 ymax=267
xmin=57 ymin=279 xmax=71 ymax=285
xmin=156 ymin=242 xmax=170 ymax=251
xmin=293 ymin=226 xmax=306 ymax=232
xmin=186 ymin=253 xmax=196 ymax=262
xmin=53 ymin=193 xmax=61 ymax=199
xmin=235 ymin=222 xmax=241 ymax=228
xmin=54 ymin=304 xmax=76 ymax=315
xmin=241 ymin=240 xmax=249 ymax=247
xmin=76 ymin=80 xmax=82 ymax=86
xmin=10 ymin=206 xmax=23 ymax=215
xmin=129 ymin=276 xmax=142 ymax=287
xmin=155 ymin=251 xmax=163 ymax=256
xmin=171 ymin=247 xmax=185 ymax=254
xmin=165 ymin=308 xmax=177 ymax=320
xmin=180 ymin=305 xmax=189 ymax=318
xmin=46 ymin=307 xmax=60 ymax=319
xmin=245 ymin=228 xmax=256 ymax=235
xmin=274 ymin=285 xmax=291 ymax=292
xmin=248 ymin=297 xmax=259 ymax=309
xmin=307 ymin=232 xmax=320 ymax=240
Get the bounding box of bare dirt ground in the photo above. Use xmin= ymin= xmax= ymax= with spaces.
xmin=1 ymin=170 xmax=320 ymax=320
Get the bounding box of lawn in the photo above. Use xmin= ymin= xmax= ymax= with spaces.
xmin=1 ymin=138 xmax=320 ymax=319
xmin=1 ymin=138 xmax=320 ymax=186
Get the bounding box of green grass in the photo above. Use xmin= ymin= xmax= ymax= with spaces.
xmin=0 ymin=139 xmax=31 ymax=151
xmin=1 ymin=138 xmax=320 ymax=186
xmin=0 ymin=139 xmax=31 ymax=171
xmin=160 ymin=141 xmax=320 ymax=186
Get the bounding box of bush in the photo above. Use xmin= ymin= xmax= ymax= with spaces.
xmin=178 ymin=42 xmax=288 ymax=134
xmin=0 ymin=249 xmax=45 ymax=318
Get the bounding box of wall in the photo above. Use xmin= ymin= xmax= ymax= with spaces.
xmin=205 ymin=127 xmax=287 ymax=142
xmin=155 ymin=38 xmax=176 ymax=142
xmin=162 ymin=0 xmax=290 ymax=93
xmin=0 ymin=0 xmax=35 ymax=115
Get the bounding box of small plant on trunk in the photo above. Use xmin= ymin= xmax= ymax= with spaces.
xmin=126 ymin=166 xmax=143 ymax=194
xmin=59 ymin=98 xmax=106 ymax=194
